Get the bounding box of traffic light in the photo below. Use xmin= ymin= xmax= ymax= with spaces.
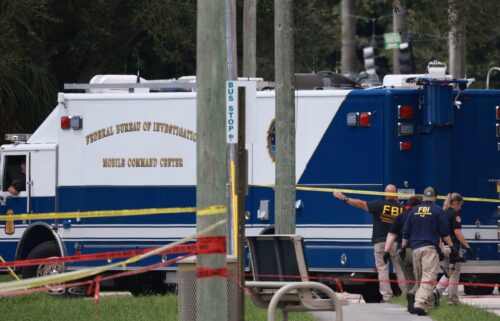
xmin=363 ymin=46 xmax=377 ymax=75
xmin=399 ymin=41 xmax=415 ymax=74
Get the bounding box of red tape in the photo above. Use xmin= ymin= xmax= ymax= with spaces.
xmin=93 ymin=276 xmax=101 ymax=306
xmin=0 ymin=253 xmax=194 ymax=297
xmin=0 ymin=236 xmax=226 ymax=269
xmin=196 ymin=267 xmax=228 ymax=279
xmin=197 ymin=236 xmax=226 ymax=254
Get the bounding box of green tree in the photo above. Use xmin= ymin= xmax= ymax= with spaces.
xmin=404 ymin=0 xmax=500 ymax=86
xmin=255 ymin=0 xmax=341 ymax=80
xmin=0 ymin=0 xmax=197 ymax=144
xmin=0 ymin=0 xmax=58 ymax=142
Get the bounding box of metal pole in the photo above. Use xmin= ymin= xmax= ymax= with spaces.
xmin=196 ymin=1 xmax=228 ymax=321
xmin=243 ymin=0 xmax=257 ymax=78
xmin=274 ymin=0 xmax=296 ymax=234
xmin=236 ymin=87 xmax=247 ymax=321
xmin=341 ymin=0 xmax=357 ymax=73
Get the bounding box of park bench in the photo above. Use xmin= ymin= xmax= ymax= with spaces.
xmin=246 ymin=234 xmax=343 ymax=321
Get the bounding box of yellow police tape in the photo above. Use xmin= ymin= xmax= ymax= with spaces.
xmin=197 ymin=205 xmax=227 ymax=217
xmin=0 ymin=255 xmax=20 ymax=281
xmin=0 ymin=217 xmax=226 ymax=293
xmin=0 ymin=205 xmax=227 ymax=222
xmin=0 ymin=183 xmax=498 ymax=223
xmin=254 ymin=184 xmax=500 ymax=204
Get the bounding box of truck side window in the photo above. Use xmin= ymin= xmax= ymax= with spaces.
xmin=2 ymin=155 xmax=27 ymax=193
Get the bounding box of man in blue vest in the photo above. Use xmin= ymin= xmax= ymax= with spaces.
xmin=401 ymin=186 xmax=456 ymax=316
xmin=334 ymin=184 xmax=407 ymax=302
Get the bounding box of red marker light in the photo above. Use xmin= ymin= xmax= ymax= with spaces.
xmin=400 ymin=141 xmax=412 ymax=151
xmin=398 ymin=105 xmax=414 ymax=119
xmin=61 ymin=116 xmax=70 ymax=129
xmin=359 ymin=112 xmax=371 ymax=126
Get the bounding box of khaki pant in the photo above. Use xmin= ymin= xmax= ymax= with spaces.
xmin=437 ymin=246 xmax=463 ymax=305
xmin=374 ymin=242 xmax=408 ymax=301
xmin=394 ymin=247 xmax=418 ymax=294
xmin=413 ymin=246 xmax=439 ymax=312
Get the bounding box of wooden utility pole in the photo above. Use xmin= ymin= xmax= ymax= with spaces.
xmin=225 ymin=1 xmax=245 ymax=320
xmin=227 ymin=0 xmax=238 ymax=80
xmin=392 ymin=0 xmax=406 ymax=74
xmin=341 ymin=0 xmax=357 ymax=73
xmin=196 ymin=1 xmax=227 ymax=321
xmin=243 ymin=0 xmax=257 ymax=77
xmin=449 ymin=0 xmax=466 ymax=79
xmin=274 ymin=0 xmax=296 ymax=234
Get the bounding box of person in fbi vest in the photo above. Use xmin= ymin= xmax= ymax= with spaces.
xmin=436 ymin=192 xmax=473 ymax=306
xmin=401 ymin=186 xmax=457 ymax=316
xmin=383 ymin=194 xmax=423 ymax=311
xmin=333 ymin=184 xmax=408 ymax=302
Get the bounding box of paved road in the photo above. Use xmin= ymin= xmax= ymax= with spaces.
xmin=457 ymin=286 xmax=500 ymax=317
xmin=312 ymin=288 xmax=500 ymax=320
xmin=312 ymin=301 xmax=432 ymax=321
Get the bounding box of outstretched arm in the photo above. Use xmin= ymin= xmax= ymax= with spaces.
xmin=333 ymin=192 xmax=368 ymax=211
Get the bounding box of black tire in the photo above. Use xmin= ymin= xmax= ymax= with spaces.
xmin=259 ymin=226 xmax=275 ymax=235
xmin=22 ymin=241 xmax=61 ymax=279
xmin=127 ymin=273 xmax=170 ymax=296
xmin=22 ymin=241 xmax=87 ymax=297
xmin=463 ymin=275 xmax=495 ymax=295
xmin=361 ymin=282 xmax=383 ymax=303
xmin=464 ymin=285 xmax=494 ymax=295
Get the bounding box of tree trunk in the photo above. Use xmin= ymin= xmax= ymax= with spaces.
xmin=341 ymin=0 xmax=357 ymax=73
xmin=243 ymin=0 xmax=257 ymax=78
xmin=392 ymin=0 xmax=406 ymax=74
xmin=449 ymin=0 xmax=466 ymax=79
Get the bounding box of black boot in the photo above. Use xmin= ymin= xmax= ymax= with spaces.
xmin=433 ymin=289 xmax=441 ymax=307
xmin=412 ymin=307 xmax=427 ymax=316
xmin=407 ymin=292 xmax=415 ymax=313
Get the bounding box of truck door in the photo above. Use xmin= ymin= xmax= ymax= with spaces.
xmin=1 ymin=153 xmax=30 ymax=215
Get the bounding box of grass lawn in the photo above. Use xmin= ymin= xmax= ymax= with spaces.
xmin=390 ymin=294 xmax=500 ymax=321
xmin=0 ymin=274 xmax=314 ymax=321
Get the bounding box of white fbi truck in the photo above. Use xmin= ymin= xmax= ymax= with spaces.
xmin=0 ymin=69 xmax=499 ymax=300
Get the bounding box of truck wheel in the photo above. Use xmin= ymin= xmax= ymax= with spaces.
xmin=464 ymin=285 xmax=494 ymax=295
xmin=21 ymin=241 xmax=86 ymax=297
xmin=361 ymin=282 xmax=382 ymax=303
xmin=463 ymin=275 xmax=495 ymax=295
xmin=127 ymin=273 xmax=170 ymax=296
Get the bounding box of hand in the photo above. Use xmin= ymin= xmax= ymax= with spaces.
xmin=437 ymin=248 xmax=445 ymax=261
xmin=465 ymin=247 xmax=473 ymax=257
xmin=333 ymin=192 xmax=345 ymax=200
xmin=7 ymin=186 xmax=20 ymax=196
xmin=449 ymin=246 xmax=460 ymax=263
xmin=399 ymin=247 xmax=406 ymax=261
xmin=383 ymin=251 xmax=391 ymax=264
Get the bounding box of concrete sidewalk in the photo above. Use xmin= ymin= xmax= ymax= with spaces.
xmin=311 ymin=302 xmax=433 ymax=321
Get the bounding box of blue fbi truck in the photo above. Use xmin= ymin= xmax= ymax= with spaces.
xmin=0 ymin=66 xmax=499 ymax=298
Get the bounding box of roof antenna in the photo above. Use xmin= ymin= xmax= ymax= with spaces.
xmin=136 ymin=52 xmax=140 ymax=83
